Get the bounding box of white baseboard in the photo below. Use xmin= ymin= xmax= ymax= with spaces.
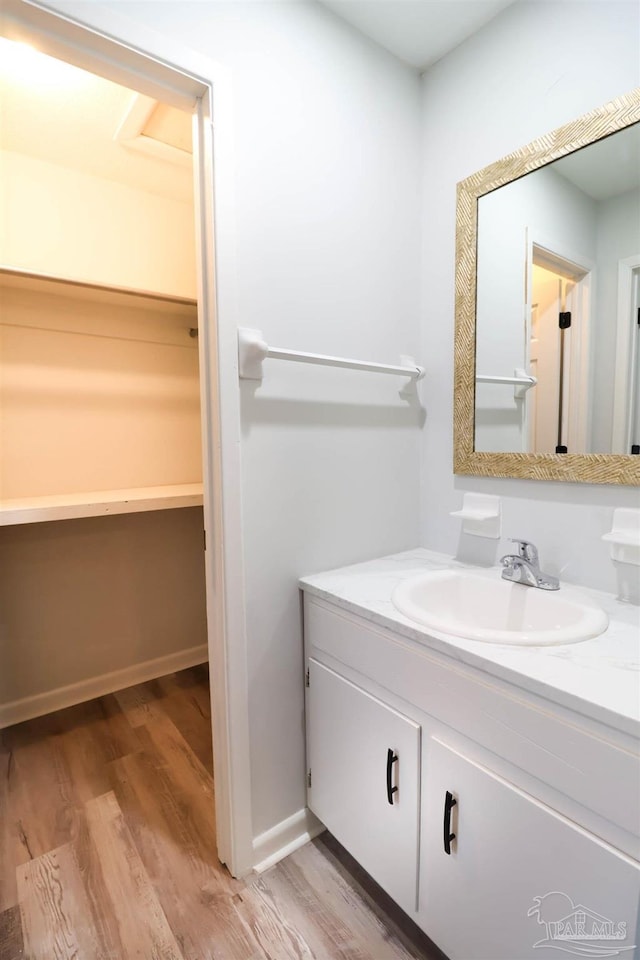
xmin=0 ymin=644 xmax=208 ymax=729
xmin=252 ymin=807 xmax=325 ymax=874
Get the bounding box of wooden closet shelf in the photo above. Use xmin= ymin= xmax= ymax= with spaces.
xmin=0 ymin=484 xmax=204 ymax=526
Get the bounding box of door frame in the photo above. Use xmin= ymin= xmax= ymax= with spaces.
xmin=1 ymin=0 xmax=253 ymax=877
xmin=525 ymin=230 xmax=594 ymax=453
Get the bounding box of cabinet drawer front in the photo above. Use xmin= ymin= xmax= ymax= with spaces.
xmin=307 ymin=659 xmax=421 ymax=914
xmin=306 ymin=598 xmax=640 ymax=836
xmin=420 ymin=738 xmax=640 ymax=960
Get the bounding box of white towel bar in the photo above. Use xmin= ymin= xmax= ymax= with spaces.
xmin=476 ymin=374 xmax=537 ymax=386
xmin=476 ymin=368 xmax=537 ymax=400
xmin=238 ymin=328 xmax=425 ymax=382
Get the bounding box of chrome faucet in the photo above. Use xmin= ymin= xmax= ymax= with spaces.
xmin=500 ymin=539 xmax=559 ymax=591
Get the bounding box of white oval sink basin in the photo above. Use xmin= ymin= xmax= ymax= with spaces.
xmin=391 ymin=570 xmax=609 ymax=645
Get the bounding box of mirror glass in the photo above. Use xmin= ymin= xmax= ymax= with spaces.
xmin=474 ymin=122 xmax=640 ymax=456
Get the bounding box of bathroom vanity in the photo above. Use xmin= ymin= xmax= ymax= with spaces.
xmin=300 ymin=549 xmax=640 ymax=960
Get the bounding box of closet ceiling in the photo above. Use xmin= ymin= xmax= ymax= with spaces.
xmin=0 ymin=38 xmax=193 ymax=202
xmin=317 ymin=0 xmax=517 ymax=70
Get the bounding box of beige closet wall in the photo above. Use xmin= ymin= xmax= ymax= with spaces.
xmin=0 ymin=139 xmax=207 ymax=722
xmin=1 ymin=278 xmax=202 ymax=498
xmin=0 ymin=148 xmax=197 ymax=298
xmin=0 ymin=510 xmax=208 ymax=706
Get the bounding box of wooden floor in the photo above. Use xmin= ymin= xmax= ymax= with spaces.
xmin=0 ymin=665 xmax=445 ymax=960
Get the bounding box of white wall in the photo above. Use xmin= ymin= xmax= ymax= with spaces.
xmin=420 ymin=0 xmax=640 ymax=593
xmin=34 ymin=0 xmax=423 ymax=846
xmin=203 ymin=1 xmax=422 ymax=842
xmin=0 ymin=148 xmax=196 ymax=297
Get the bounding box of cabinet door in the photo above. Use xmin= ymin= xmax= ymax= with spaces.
xmin=421 ymin=737 xmax=640 ymax=960
xmin=307 ymin=659 xmax=421 ymax=913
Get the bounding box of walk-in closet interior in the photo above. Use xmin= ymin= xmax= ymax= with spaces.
xmin=0 ymin=41 xmax=209 ymax=725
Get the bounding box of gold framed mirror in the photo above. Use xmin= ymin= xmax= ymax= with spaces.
xmin=454 ymin=89 xmax=640 ymax=485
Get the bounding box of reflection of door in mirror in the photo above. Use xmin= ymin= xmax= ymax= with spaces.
xmin=526 ymin=249 xmax=589 ymax=455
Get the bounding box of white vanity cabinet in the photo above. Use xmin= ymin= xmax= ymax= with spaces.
xmin=307 ymin=659 xmax=421 ymax=914
xmin=421 ymin=737 xmax=640 ymax=960
xmin=303 ymin=593 xmax=640 ymax=960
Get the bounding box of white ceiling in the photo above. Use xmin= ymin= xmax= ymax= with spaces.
xmin=317 ymin=0 xmax=517 ymax=71
xmin=0 ymin=37 xmax=193 ymax=202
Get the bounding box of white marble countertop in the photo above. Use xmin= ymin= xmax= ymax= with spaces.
xmin=300 ymin=548 xmax=640 ymax=739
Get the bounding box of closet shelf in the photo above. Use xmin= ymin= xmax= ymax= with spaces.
xmin=0 ymin=265 xmax=197 ymax=307
xmin=0 ymin=483 xmax=204 ymax=526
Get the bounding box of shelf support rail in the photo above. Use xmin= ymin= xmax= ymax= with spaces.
xmin=476 ymin=368 xmax=537 ymax=400
xmin=238 ymin=328 xmax=425 ymax=382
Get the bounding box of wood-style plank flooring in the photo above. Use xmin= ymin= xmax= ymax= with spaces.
xmin=0 ymin=665 xmax=445 ymax=960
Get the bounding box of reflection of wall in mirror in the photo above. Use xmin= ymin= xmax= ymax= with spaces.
xmin=475 ymin=166 xmax=595 ymax=453
xmin=593 ymin=186 xmax=640 ymax=453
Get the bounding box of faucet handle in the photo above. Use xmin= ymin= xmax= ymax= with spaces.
xmin=509 ymin=538 xmax=538 ymax=563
